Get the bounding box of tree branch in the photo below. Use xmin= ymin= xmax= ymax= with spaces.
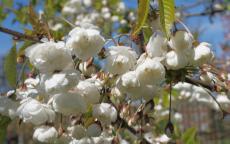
xmin=0 ymin=26 xmax=41 ymax=42
xmin=185 ymin=77 xmax=230 ymax=118
xmin=185 ymin=77 xmax=214 ymax=91
xmin=178 ymin=0 xmax=204 ymax=11
xmin=183 ymin=9 xmax=225 ymax=17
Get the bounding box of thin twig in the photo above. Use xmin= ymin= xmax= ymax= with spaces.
xmin=59 ymin=16 xmax=76 ymax=27
xmin=185 ymin=77 xmax=213 ymax=91
xmin=185 ymin=77 xmax=229 ymax=118
xmin=168 ymin=82 xmax=172 ymax=121
xmin=183 ymin=9 xmax=225 ymax=17
xmin=0 ymin=26 xmax=41 ymax=42
xmin=178 ymin=0 xmax=204 ymax=11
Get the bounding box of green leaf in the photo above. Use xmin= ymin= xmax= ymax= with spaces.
xmin=2 ymin=0 xmax=13 ymax=7
xmin=182 ymin=127 xmax=199 ymax=144
xmin=132 ymin=0 xmax=150 ymax=35
xmin=0 ymin=7 xmax=7 ymax=23
xmin=158 ymin=0 xmax=175 ymax=38
xmin=142 ymin=26 xmax=153 ymax=44
xmin=4 ymin=45 xmax=17 ymax=88
xmin=0 ymin=115 xmax=11 ymax=143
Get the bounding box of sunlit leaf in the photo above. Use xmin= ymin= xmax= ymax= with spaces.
xmin=158 ymin=0 xmax=175 ymax=38
xmin=0 ymin=115 xmax=11 ymax=143
xmin=132 ymin=0 xmax=150 ymax=35
xmin=182 ymin=127 xmax=199 ymax=144
xmin=4 ymin=45 xmax=17 ymax=88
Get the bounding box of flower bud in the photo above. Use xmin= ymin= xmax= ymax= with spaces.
xmin=164 ymin=121 xmax=174 ymax=137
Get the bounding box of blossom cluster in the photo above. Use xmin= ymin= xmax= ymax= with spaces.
xmin=51 ymin=0 xmax=134 ymax=32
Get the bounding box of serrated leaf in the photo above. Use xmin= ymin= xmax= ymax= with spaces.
xmin=0 ymin=115 xmax=11 ymax=143
xmin=132 ymin=0 xmax=150 ymax=35
xmin=4 ymin=45 xmax=17 ymax=88
xmin=158 ymin=0 xmax=175 ymax=38
xmin=182 ymin=127 xmax=199 ymax=144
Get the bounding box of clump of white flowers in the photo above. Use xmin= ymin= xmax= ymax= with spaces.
xmin=93 ymin=103 xmax=117 ymax=124
xmin=25 ymin=41 xmax=72 ymax=73
xmin=17 ymin=98 xmax=55 ymax=125
xmin=105 ymin=46 xmax=137 ymax=75
xmin=52 ymin=91 xmax=87 ymax=115
xmin=33 ymin=126 xmax=58 ymax=143
xmin=66 ymin=27 xmax=105 ymax=61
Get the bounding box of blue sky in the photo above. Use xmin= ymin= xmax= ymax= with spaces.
xmin=0 ymin=0 xmax=226 ymax=57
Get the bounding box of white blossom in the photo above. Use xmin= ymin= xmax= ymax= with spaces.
xmin=25 ymin=41 xmax=72 ymax=73
xmin=120 ymin=19 xmax=127 ymax=25
xmin=66 ymin=27 xmax=105 ymax=61
xmin=168 ymin=31 xmax=193 ymax=51
xmin=119 ymin=71 xmax=140 ymax=88
xmin=52 ymin=91 xmax=87 ymax=115
xmin=146 ymin=32 xmax=167 ymax=58
xmin=16 ymin=77 xmax=39 ymax=99
xmin=76 ymin=80 xmax=100 ymax=105
xmin=40 ymin=70 xmax=81 ymax=94
xmin=17 ymin=98 xmax=55 ymax=125
xmin=155 ymin=134 xmax=170 ymax=143
xmin=6 ymin=90 xmax=15 ymax=97
xmin=92 ymin=136 xmax=113 ymax=144
xmin=93 ymin=103 xmax=117 ymax=124
xmin=83 ymin=0 xmax=92 ymax=7
xmin=193 ymin=42 xmax=214 ymax=66
xmin=101 ymin=7 xmax=111 ymax=19
xmin=117 ymin=71 xmax=158 ymax=100
xmin=33 ymin=126 xmax=58 ymax=143
xmin=75 ymin=13 xmax=100 ymax=26
xmin=128 ymin=12 xmax=136 ymax=22
xmin=62 ymin=0 xmax=84 ymax=14
xmin=165 ymin=50 xmax=188 ymax=70
xmin=117 ymin=2 xmax=126 ymax=13
xmin=0 ymin=96 xmax=18 ymax=119
xmin=71 ymin=137 xmax=95 ymax=144
xmin=135 ymin=57 xmax=165 ymax=85
xmin=111 ymin=87 xmax=123 ymax=98
xmin=105 ymin=46 xmax=137 ymax=75
xmin=111 ymin=15 xmax=119 ymax=22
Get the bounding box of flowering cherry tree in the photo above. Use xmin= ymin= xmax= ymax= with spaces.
xmin=0 ymin=0 xmax=229 ymax=143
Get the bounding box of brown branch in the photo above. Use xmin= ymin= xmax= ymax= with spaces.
xmin=0 ymin=26 xmax=41 ymax=42
xmin=183 ymin=9 xmax=225 ymax=17
xmin=185 ymin=77 xmax=214 ymax=91
xmin=185 ymin=77 xmax=230 ymax=118
xmin=178 ymin=0 xmax=204 ymax=11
